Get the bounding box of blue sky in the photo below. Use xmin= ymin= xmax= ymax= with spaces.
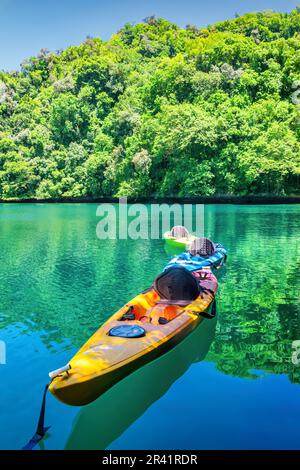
xmin=0 ymin=0 xmax=299 ymax=70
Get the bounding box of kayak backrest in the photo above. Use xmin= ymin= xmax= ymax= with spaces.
xmin=170 ymin=225 xmax=190 ymax=239
xmin=189 ymin=237 xmax=215 ymax=258
xmin=154 ymin=267 xmax=199 ymax=303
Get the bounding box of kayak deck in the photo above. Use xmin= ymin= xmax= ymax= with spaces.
xmin=49 ymin=271 xmax=217 ymax=406
xmin=163 ymin=232 xmax=196 ymax=250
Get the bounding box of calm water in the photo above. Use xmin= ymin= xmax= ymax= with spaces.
xmin=0 ymin=204 xmax=299 ymax=450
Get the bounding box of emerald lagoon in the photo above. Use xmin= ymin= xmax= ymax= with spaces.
xmin=0 ymin=203 xmax=299 ymax=450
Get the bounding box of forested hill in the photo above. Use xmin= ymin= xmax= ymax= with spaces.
xmin=0 ymin=9 xmax=300 ymax=199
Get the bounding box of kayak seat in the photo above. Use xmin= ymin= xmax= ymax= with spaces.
xmin=170 ymin=225 xmax=190 ymax=239
xmin=154 ymin=267 xmax=200 ymax=304
xmin=189 ymin=237 xmax=215 ymax=258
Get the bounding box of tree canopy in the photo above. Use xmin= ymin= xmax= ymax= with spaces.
xmin=0 ymin=10 xmax=300 ymax=199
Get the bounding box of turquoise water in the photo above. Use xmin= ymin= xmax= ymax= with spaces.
xmin=0 ymin=203 xmax=299 ymax=450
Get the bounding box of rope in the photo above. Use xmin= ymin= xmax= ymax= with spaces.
xmin=22 ymin=383 xmax=50 ymax=450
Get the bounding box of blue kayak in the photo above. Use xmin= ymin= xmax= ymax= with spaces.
xmin=164 ymin=243 xmax=227 ymax=272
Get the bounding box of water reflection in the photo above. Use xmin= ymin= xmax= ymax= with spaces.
xmin=205 ymin=205 xmax=300 ymax=384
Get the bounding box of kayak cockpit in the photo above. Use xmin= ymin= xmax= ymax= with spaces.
xmin=116 ymin=266 xmax=200 ymax=326
xmin=119 ymin=303 xmax=183 ymax=326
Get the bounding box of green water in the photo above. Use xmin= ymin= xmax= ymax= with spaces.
xmin=0 ymin=204 xmax=299 ymax=450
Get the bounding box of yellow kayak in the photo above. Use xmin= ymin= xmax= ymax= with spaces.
xmin=49 ymin=268 xmax=217 ymax=406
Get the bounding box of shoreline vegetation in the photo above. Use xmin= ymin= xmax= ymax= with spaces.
xmin=0 ymin=195 xmax=299 ymax=204
xmin=0 ymin=10 xmax=300 ymax=200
